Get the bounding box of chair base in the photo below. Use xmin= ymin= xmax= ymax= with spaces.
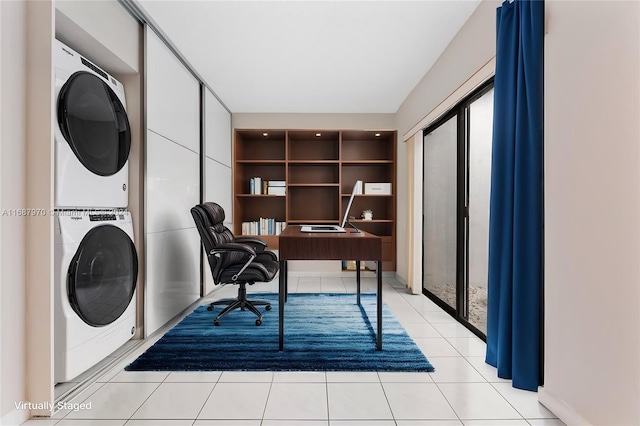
xmin=207 ymin=283 xmax=272 ymax=326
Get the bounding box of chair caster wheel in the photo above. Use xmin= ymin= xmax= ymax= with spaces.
xmin=214 ymin=319 xmax=220 ymax=326
xmin=265 ymin=304 xmax=272 ymax=311
xmin=255 ymin=319 xmax=262 ymax=326
xmin=207 ymin=305 xmax=213 ymax=311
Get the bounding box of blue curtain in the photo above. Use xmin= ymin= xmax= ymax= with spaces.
xmin=485 ymin=0 xmax=544 ymax=392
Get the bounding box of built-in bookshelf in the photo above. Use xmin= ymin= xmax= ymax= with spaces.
xmin=233 ymin=129 xmax=396 ymax=270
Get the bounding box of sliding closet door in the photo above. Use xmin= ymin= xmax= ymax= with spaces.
xmin=145 ymin=26 xmax=201 ymax=336
xmin=202 ymin=88 xmax=232 ymax=296
xmin=423 ymin=113 xmax=458 ymax=311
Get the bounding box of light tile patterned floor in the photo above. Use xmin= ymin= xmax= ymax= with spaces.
xmin=24 ymin=275 xmax=564 ymax=426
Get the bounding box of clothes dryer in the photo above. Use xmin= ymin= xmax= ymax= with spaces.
xmin=54 ymin=211 xmax=137 ymax=383
xmin=54 ymin=39 xmax=131 ymax=209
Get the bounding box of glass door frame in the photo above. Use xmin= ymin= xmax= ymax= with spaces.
xmin=422 ymin=78 xmax=494 ymax=341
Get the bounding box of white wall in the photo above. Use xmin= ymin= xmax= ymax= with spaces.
xmin=0 ymin=1 xmax=28 ymax=423
xmin=395 ymin=0 xmax=500 ymax=139
xmin=394 ymin=0 xmax=499 ymax=283
xmin=539 ymin=2 xmax=640 ymax=425
xmin=145 ymin=27 xmax=201 ymax=336
xmin=232 ymin=113 xmax=395 ymax=131
xmin=55 ymin=0 xmax=139 ymax=74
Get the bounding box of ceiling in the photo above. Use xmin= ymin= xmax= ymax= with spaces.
xmin=136 ymin=1 xmax=481 ymax=114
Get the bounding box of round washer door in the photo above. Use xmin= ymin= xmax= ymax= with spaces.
xmin=68 ymin=225 xmax=138 ymax=327
xmin=57 ymin=71 xmax=131 ymax=176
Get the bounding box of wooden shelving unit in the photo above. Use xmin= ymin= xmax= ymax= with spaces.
xmin=233 ymin=129 xmax=397 ymax=270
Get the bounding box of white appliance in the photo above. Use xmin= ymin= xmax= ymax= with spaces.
xmin=54 ymin=211 xmax=137 ymax=383
xmin=54 ymin=39 xmax=131 ymax=209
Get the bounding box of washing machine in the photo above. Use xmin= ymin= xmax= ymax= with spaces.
xmin=54 ymin=39 xmax=131 ymax=209
xmin=54 ymin=211 xmax=137 ymax=383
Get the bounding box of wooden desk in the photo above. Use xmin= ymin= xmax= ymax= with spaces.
xmin=278 ymin=226 xmax=383 ymax=351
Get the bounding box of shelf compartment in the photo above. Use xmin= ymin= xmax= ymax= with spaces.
xmin=341 ymin=131 xmax=395 ymax=161
xmin=236 ymin=130 xmax=286 ymax=161
xmin=341 ymin=160 xmax=393 ymax=165
xmin=342 ymin=195 xmax=394 ymax=221
xmin=288 ymin=130 xmax=340 ymax=161
xmin=288 ymin=186 xmax=339 ymax=222
xmin=235 ymin=163 xmax=285 ymax=195
xmin=341 ymin=164 xmax=394 ymax=193
xmin=289 ymin=163 xmax=339 ymax=185
xmin=234 ymin=196 xmax=285 ymax=223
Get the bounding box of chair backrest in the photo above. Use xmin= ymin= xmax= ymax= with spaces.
xmin=191 ymin=202 xmax=235 ymax=282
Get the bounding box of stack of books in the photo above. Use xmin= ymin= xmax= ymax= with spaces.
xmin=241 ymin=219 xmax=286 ymax=235
xmin=249 ymin=177 xmax=264 ymax=194
xmin=249 ymin=177 xmax=286 ymax=195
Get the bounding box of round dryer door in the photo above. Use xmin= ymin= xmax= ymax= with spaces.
xmin=57 ymin=71 xmax=131 ymax=176
xmin=68 ymin=225 xmax=138 ymax=327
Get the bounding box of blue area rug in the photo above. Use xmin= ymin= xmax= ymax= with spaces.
xmin=126 ymin=293 xmax=434 ymax=372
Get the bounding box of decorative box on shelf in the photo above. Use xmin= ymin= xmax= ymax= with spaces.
xmin=364 ymin=182 xmax=392 ymax=195
xmin=268 ymin=180 xmax=286 ymax=195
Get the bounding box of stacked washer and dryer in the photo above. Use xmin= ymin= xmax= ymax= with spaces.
xmin=53 ymin=39 xmax=138 ymax=383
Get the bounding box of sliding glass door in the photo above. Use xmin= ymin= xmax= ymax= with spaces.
xmin=466 ymin=87 xmax=493 ymax=334
xmin=423 ymin=80 xmax=493 ymax=337
xmin=423 ymin=114 xmax=458 ymax=312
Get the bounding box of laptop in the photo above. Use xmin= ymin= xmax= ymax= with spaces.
xmin=300 ymin=224 xmax=346 ymax=233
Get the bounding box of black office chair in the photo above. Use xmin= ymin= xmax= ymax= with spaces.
xmin=191 ymin=202 xmax=279 ymax=326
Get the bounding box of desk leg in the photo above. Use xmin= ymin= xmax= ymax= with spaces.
xmin=279 ymin=260 xmax=286 ymax=351
xmin=356 ymin=260 xmax=361 ymax=305
xmin=284 ymin=261 xmax=288 ymax=303
xmin=377 ymin=260 xmax=382 ymax=351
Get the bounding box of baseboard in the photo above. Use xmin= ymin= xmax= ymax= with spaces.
xmin=538 ymin=387 xmax=593 ymax=426
xmin=1 ymin=407 xmax=31 ymax=426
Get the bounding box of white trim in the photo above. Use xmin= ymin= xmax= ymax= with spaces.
xmin=409 ymin=133 xmax=423 ymax=294
xmin=1 ymin=408 xmax=30 ymax=426
xmin=538 ymin=387 xmax=593 ymax=426
xmin=402 ymin=57 xmax=496 ymax=142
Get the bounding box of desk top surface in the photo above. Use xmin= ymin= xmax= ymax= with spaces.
xmin=279 ymin=226 xmax=380 ymax=239
xmin=278 ymin=226 xmax=381 ymax=261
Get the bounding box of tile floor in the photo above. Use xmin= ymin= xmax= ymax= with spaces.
xmin=25 ymin=274 xmax=564 ymax=426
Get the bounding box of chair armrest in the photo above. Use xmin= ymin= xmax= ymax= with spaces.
xmin=233 ymin=236 xmax=268 ymax=250
xmin=210 ymin=242 xmax=257 ymax=281
xmin=256 ymin=251 xmax=278 ymax=262
xmin=211 ymin=242 xmax=256 ymax=257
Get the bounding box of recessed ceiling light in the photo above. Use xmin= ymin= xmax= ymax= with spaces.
xmin=374 ymin=133 xmax=381 ymax=137
xmin=316 ymin=133 xmax=322 ymax=137
xmin=263 ymin=132 xmax=269 ymax=137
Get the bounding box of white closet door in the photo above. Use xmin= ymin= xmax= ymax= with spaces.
xmin=202 ymin=89 xmax=232 ymax=295
xmin=145 ymin=26 xmax=200 ymax=336
xmin=205 ymin=158 xmax=232 ymax=225
xmin=146 ymin=131 xmax=199 ymax=234
xmin=205 ymin=89 xmax=231 ymax=167
xmin=146 ymin=27 xmax=199 ymax=153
